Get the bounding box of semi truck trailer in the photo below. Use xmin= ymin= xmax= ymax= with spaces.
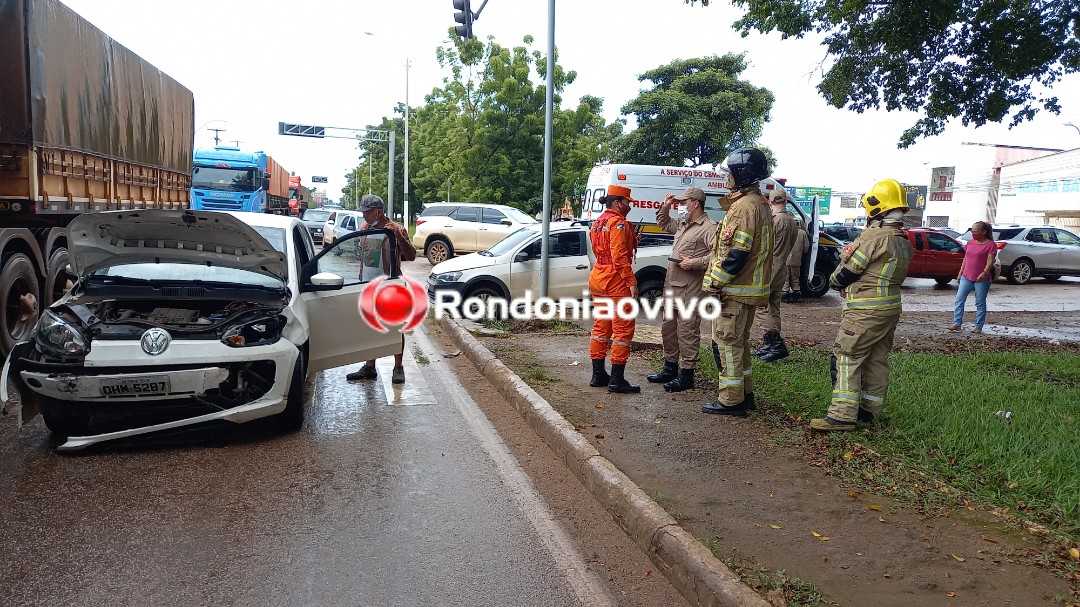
xmin=0 ymin=0 xmax=195 ymax=357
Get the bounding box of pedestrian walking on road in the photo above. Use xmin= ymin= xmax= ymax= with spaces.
xmin=811 ymin=179 xmax=913 ymax=431
xmin=701 ymin=148 xmax=774 ymax=416
xmin=588 ymin=185 xmax=641 ymax=394
xmin=753 ymin=188 xmax=800 ymax=362
xmin=646 ymin=187 xmax=717 ymax=392
xmin=782 ymin=219 xmax=810 ymax=303
xmin=346 ymin=194 xmax=417 ymax=385
xmin=949 ymin=221 xmax=997 ymax=334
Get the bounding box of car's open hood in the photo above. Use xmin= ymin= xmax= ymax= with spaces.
xmin=67 ymin=210 xmax=287 ymax=281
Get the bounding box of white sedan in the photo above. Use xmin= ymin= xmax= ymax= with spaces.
xmin=1 ymin=210 xmax=404 ymax=451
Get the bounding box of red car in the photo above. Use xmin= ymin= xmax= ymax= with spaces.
xmin=903 ymin=228 xmax=966 ymax=285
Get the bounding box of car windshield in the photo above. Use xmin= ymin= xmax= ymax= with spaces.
xmin=483 ymin=227 xmax=539 ymax=256
xmin=503 ymin=207 xmax=539 ymax=224
xmin=302 ymin=209 xmax=332 ymax=223
xmin=191 ymin=166 xmax=257 ymax=192
xmin=88 ymin=263 xmax=283 ymax=289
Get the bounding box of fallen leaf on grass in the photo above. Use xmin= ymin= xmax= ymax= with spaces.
xmin=1069 ymin=547 xmax=1080 ymax=560
xmin=946 ymin=591 xmax=957 ymax=597
xmin=644 ymin=569 xmax=652 ymax=577
xmin=951 ymin=554 xmax=966 ymax=562
xmin=979 ymin=534 xmax=998 ymax=544
xmin=868 ymin=504 xmax=883 ymax=511
xmin=811 ymin=531 xmax=831 ymax=541
xmin=848 ymin=491 xmax=860 ymax=498
xmin=843 ymin=451 xmax=853 ymax=460
xmin=753 ymin=523 xmax=762 ymax=528
xmin=769 ymin=489 xmax=775 ymax=498
xmin=654 ymin=419 xmax=662 ymax=425
xmin=594 ymin=403 xmax=604 ymax=409
xmin=879 ymin=517 xmax=886 ymax=523
xmin=769 ymin=524 xmax=782 ymax=529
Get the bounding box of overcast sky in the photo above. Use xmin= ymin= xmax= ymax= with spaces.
xmin=60 ymin=0 xmax=1080 ymax=203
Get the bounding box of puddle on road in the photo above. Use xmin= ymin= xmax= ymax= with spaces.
xmin=983 ymin=324 xmax=1080 ymax=341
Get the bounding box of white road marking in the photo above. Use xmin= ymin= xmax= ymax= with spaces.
xmin=411 ymin=324 xmax=619 ymax=607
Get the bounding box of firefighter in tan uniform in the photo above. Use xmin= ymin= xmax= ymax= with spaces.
xmin=646 ymin=187 xmax=717 ymax=392
xmin=588 ymin=185 xmax=641 ymax=394
xmin=701 ymin=148 xmax=774 ymax=416
xmin=810 ymin=178 xmax=913 ymax=431
xmin=753 ymin=187 xmax=800 ymax=362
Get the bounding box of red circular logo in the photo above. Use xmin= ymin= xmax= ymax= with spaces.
xmin=358 ymin=275 xmax=428 ymax=333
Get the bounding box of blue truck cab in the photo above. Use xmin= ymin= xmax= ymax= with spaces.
xmin=190 ymin=146 xmax=289 ymax=213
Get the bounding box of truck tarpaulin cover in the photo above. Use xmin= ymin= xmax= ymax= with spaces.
xmin=0 ymin=0 xmax=194 ymax=173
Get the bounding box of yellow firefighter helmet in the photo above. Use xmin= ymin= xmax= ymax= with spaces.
xmin=861 ymin=178 xmax=909 ymax=220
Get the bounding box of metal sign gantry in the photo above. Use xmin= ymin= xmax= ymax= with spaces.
xmin=278 ymin=122 xmax=396 ymax=215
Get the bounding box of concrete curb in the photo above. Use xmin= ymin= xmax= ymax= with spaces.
xmin=439 ymin=316 xmax=768 ymax=607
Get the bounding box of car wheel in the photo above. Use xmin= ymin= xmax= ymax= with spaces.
xmin=426 ymin=239 xmax=453 ymax=265
xmin=1007 ymin=259 xmax=1033 ymax=285
xmin=637 ymin=279 xmax=664 ymax=306
xmin=1043 ymin=274 xmax=1062 ymax=282
xmin=466 ymin=285 xmax=507 ymax=318
xmin=934 ymin=277 xmax=954 ymax=286
xmin=0 ymin=253 xmax=41 ymax=356
xmin=276 ymin=355 xmax=305 ymax=431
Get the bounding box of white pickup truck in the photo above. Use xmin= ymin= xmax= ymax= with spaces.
xmin=426 ymin=222 xmax=674 ymax=304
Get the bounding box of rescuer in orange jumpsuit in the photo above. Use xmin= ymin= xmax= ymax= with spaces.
xmin=588 ymin=185 xmax=641 ymax=394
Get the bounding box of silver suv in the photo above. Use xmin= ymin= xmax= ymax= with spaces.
xmin=961 ymin=225 xmax=1080 ymax=284
xmin=412 ymin=202 xmax=539 ymax=265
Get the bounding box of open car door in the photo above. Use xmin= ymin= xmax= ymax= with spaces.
xmin=300 ymin=228 xmax=408 ymax=374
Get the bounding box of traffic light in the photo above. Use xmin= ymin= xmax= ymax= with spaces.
xmin=453 ymin=0 xmax=473 ymax=40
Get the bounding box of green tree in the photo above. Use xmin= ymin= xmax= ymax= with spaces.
xmin=724 ymin=0 xmax=1080 ymax=147
xmin=410 ymin=35 xmax=621 ymax=216
xmin=615 ymin=54 xmax=775 ymax=167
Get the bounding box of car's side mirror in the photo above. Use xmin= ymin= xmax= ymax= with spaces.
xmin=500 ymin=219 xmax=512 ymax=226
xmin=514 ymin=251 xmax=530 ymax=262
xmin=309 ymin=272 xmax=344 ymax=290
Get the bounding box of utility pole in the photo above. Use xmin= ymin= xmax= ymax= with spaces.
xmin=208 ymin=128 xmax=225 ymax=146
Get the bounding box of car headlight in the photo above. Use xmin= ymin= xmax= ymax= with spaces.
xmin=36 ymin=309 xmax=89 ymax=358
xmin=433 ymin=271 xmax=463 ymax=283
xmin=221 ymin=315 xmax=287 ymax=347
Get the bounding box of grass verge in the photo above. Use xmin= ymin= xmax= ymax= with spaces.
xmin=701 ymin=539 xmax=838 ymax=607
xmin=674 ymin=344 xmax=1080 ymax=575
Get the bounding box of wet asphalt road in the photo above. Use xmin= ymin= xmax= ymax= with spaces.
xmin=0 ymin=328 xmax=615 ymax=606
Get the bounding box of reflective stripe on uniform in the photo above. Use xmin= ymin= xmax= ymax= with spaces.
xmin=591 ymin=336 xmax=611 ymax=342
xmin=732 ymin=230 xmax=752 ymax=248
xmin=832 ymin=390 xmax=859 ymax=404
xmin=723 ymin=283 xmax=772 ymax=297
xmin=844 ymin=295 xmax=902 ymax=310
xmin=861 ymin=393 xmax=884 ymax=403
xmin=849 ymin=249 xmax=870 ymax=271
xmin=612 ymin=340 xmax=632 ymax=347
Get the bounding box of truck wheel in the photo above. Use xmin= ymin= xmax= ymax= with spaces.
xmin=637 ymin=279 xmax=665 ymax=307
xmin=1 ymin=253 xmax=41 ymax=356
xmin=800 ymin=268 xmax=830 ymax=298
xmin=45 ymin=248 xmax=73 ymax=307
xmin=934 ymin=277 xmax=954 ymax=286
xmin=426 ymin=239 xmax=453 ymax=265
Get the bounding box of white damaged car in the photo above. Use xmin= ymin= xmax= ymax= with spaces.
xmin=1 ymin=210 xmax=404 ymax=451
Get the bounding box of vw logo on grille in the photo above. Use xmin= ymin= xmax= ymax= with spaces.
xmin=140 ymin=328 xmax=171 ymax=356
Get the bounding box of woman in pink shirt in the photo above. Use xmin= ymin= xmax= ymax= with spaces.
xmin=949 ymin=221 xmax=997 ymax=333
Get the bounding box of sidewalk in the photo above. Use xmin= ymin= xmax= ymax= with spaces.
xmin=460 ymin=319 xmax=1069 ymax=607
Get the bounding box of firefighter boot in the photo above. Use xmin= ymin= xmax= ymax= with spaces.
xmin=607 ymin=364 xmax=641 ymax=394
xmin=647 ymin=361 xmax=679 ymax=384
xmin=589 ymin=359 xmax=610 ymax=388
xmin=753 ymin=332 xmax=773 ymax=359
xmin=663 ymin=368 xmax=695 ymax=392
xmin=758 ymin=331 xmax=790 ymax=362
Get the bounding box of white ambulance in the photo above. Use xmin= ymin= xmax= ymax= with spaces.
xmin=578 ymin=163 xmax=841 ymax=298
xmin=579 ymin=163 xmax=794 ymax=226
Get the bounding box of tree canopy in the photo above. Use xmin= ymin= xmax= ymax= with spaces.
xmin=348 ymin=35 xmax=622 ymax=219
xmin=722 ymin=0 xmax=1079 ymax=147
xmin=615 ymin=54 xmax=774 ymax=167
